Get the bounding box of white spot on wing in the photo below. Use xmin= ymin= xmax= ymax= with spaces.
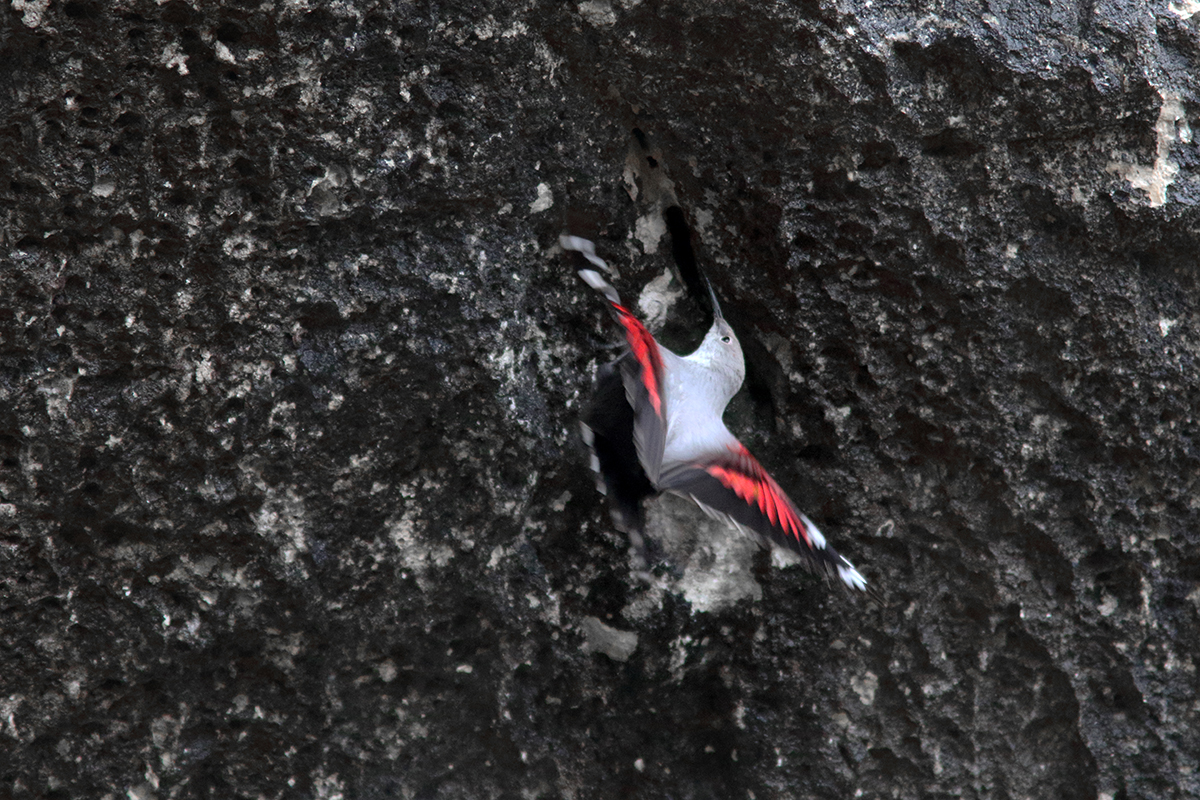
xmin=837 ymin=560 xmax=868 ymax=591
xmin=577 ymin=269 xmax=610 ymax=292
xmin=800 ymin=513 xmax=827 ymax=549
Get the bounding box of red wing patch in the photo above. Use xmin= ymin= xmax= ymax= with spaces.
xmin=571 ymin=254 xmax=668 ymax=483
xmin=704 ymin=445 xmax=814 ymax=549
xmin=609 ymin=302 xmax=664 ymax=417
xmin=659 ymin=444 xmax=877 ymax=600
xmin=567 ymin=243 xmax=665 ymax=420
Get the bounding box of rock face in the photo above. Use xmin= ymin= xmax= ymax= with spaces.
xmin=3 ymin=1 xmax=1198 ymax=797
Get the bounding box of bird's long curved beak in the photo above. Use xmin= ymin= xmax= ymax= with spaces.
xmin=704 ymin=276 xmax=724 ymax=321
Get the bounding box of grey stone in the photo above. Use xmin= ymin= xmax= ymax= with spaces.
xmin=580 ymin=616 xmax=639 ymax=662
xmin=2 ymin=0 xmax=1198 ymax=798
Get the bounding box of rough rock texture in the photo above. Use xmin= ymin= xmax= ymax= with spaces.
xmin=3 ymin=1 xmax=1199 ymax=798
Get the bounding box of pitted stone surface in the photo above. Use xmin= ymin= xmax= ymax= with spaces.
xmin=2 ymin=1 xmax=1198 ymax=798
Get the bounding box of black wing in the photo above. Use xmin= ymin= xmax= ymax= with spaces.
xmin=660 ymin=443 xmax=878 ymax=600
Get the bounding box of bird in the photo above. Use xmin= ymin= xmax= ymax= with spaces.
xmin=564 ymin=234 xmax=876 ymax=600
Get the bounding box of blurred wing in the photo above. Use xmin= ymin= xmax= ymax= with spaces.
xmin=580 ymin=358 xmax=656 ymax=536
xmin=565 ymin=236 xmax=667 ymax=482
xmin=660 ymin=443 xmax=876 ymax=598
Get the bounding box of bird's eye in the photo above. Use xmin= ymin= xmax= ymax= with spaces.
xmin=720 ymin=336 xmax=731 ymax=343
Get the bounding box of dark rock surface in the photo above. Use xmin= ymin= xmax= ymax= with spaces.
xmin=3 ymin=1 xmax=1199 ymax=797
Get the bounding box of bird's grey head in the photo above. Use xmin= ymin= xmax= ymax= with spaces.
xmin=684 ymin=277 xmax=744 ymax=398
xmin=693 ymin=315 xmax=745 ymax=392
